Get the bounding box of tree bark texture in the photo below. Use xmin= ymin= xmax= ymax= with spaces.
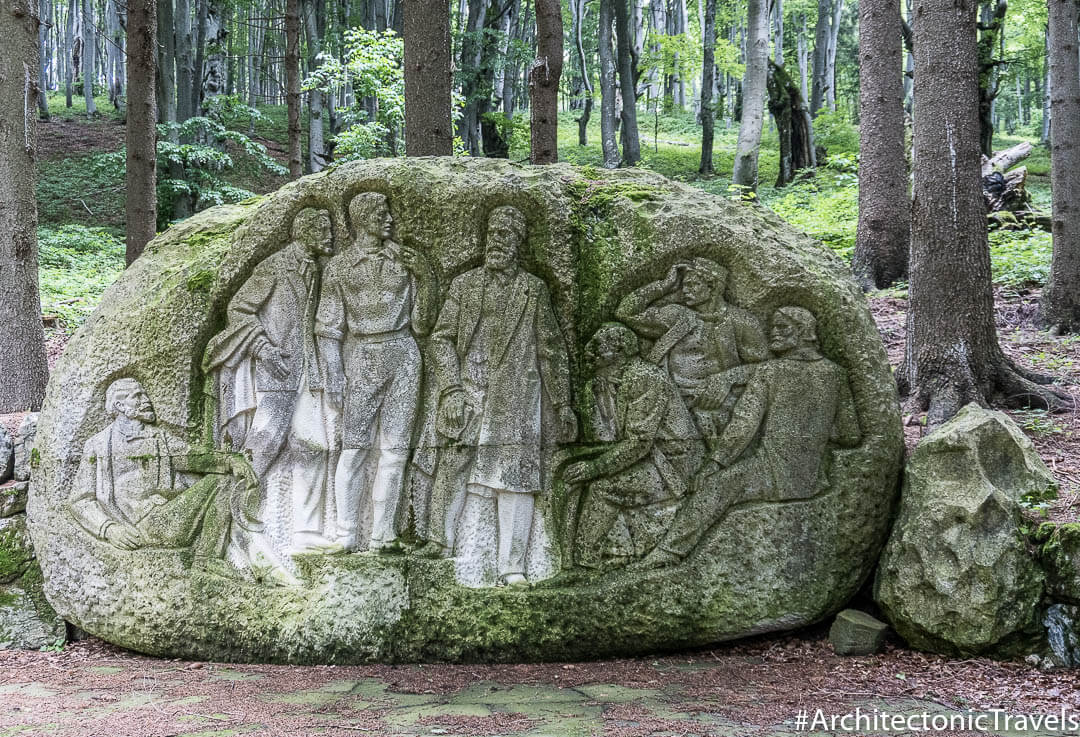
xmin=613 ymin=0 xmax=639 ymax=165
xmin=900 ymin=0 xmax=1064 ymax=426
xmin=824 ymin=0 xmax=843 ymax=111
xmin=126 ymin=0 xmax=157 ymax=264
xmin=285 ymin=0 xmax=302 ymax=178
xmin=174 ymin=0 xmax=194 ymax=122
xmin=1040 ymin=0 xmax=1080 ymax=332
xmin=571 ymin=0 xmax=593 ymax=145
xmin=403 ymin=0 xmax=452 ymax=155
xmin=529 ymin=0 xmax=563 ymax=163
xmin=766 ymin=60 xmax=814 ymax=186
xmin=732 ymin=0 xmax=768 ymax=193
xmin=598 ymin=0 xmax=619 ymax=168
xmin=65 ymin=0 xmax=74 ymax=106
xmin=699 ymin=0 xmax=716 ymax=174
xmin=853 ymin=0 xmax=909 ymax=288
xmin=301 ymin=0 xmax=327 ymax=170
xmin=0 ymin=0 xmax=50 ymax=411
xmin=80 ymin=0 xmax=95 ymax=113
xmin=37 ymin=0 xmax=49 ymax=118
xmin=810 ymin=0 xmax=830 ymax=114
xmin=156 ymin=0 xmax=176 ymax=124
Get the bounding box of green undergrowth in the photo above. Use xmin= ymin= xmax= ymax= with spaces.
xmin=37 ymin=225 xmax=125 ymax=332
xmin=37 ymin=153 xmax=126 ymax=228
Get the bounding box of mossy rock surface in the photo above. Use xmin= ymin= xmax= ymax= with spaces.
xmin=30 ymin=158 xmax=902 ymax=663
xmin=874 ymin=404 xmax=1053 ymax=657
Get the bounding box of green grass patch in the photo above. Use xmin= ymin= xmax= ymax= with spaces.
xmin=989 ymin=228 xmax=1052 ymax=288
xmin=44 ymin=92 xmax=124 ymax=121
xmin=37 ymin=153 xmax=125 ymax=228
xmin=38 ymin=225 xmax=125 ymax=331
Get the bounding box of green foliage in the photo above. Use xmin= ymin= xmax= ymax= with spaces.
xmin=37 ymin=226 xmax=125 ymax=331
xmin=988 ymin=229 xmax=1052 ymax=288
xmin=812 ymin=110 xmax=859 ymax=157
xmin=762 ymin=168 xmax=859 ymax=259
xmin=309 ymin=29 xmax=404 ymax=160
xmin=155 ymin=109 xmax=286 ymax=227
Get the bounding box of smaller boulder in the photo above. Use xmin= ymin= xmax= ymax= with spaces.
xmin=0 ymin=483 xmax=27 ymax=518
xmin=0 ymin=430 xmax=12 ymax=483
xmin=1036 ymin=523 xmax=1080 ymax=605
xmin=874 ymin=404 xmax=1054 ymax=657
xmin=829 ymin=609 xmax=889 ymax=655
xmin=12 ymin=413 xmax=38 ymax=483
xmin=0 ymin=515 xmax=65 ymax=650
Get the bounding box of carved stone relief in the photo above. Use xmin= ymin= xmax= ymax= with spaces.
xmin=32 ymin=159 xmax=901 ymax=663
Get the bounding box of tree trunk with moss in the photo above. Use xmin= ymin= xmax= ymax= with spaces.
xmin=0 ymin=0 xmax=49 ymax=411
xmin=699 ymin=0 xmax=716 ymax=174
xmin=899 ymin=0 xmax=1065 ymax=428
xmin=1039 ymin=0 xmax=1080 ymax=332
xmin=766 ymin=60 xmax=814 ymax=187
xmin=852 ymin=0 xmax=908 ymax=288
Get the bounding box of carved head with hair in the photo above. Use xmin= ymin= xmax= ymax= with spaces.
xmin=484 ymin=205 xmax=526 ymax=272
xmin=290 ymin=207 xmax=334 ymax=257
xmin=105 ymin=378 xmax=156 ymax=423
xmin=348 ymin=192 xmax=393 ymax=242
xmin=587 ymin=322 xmax=640 ymax=372
xmin=681 ymin=257 xmax=728 ymax=308
xmin=769 ymin=306 xmax=819 ymax=355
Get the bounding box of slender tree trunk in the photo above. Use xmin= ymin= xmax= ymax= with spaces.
xmin=81 ymin=0 xmax=95 ymax=113
xmin=0 ymin=0 xmax=50 ymax=411
xmin=571 ymin=0 xmax=592 ymax=145
xmin=200 ymin=0 xmax=227 ymax=110
xmin=285 ymin=0 xmax=302 ymax=176
xmin=613 ymin=0 xmax=639 ymax=165
xmin=767 ymin=60 xmax=814 ymax=185
xmin=1039 ymin=0 xmax=1080 ymax=332
xmin=126 ymin=0 xmax=157 ymax=264
xmin=174 ymin=0 xmax=194 ymax=121
xmin=1041 ymin=24 xmax=1051 ymax=143
xmin=37 ymin=0 xmax=50 ymax=118
xmin=598 ymin=0 xmax=619 ymax=167
xmin=852 ymin=0 xmax=909 ymax=288
xmin=404 ymin=0 xmax=452 ymax=155
xmin=155 ymin=0 xmax=176 ymax=123
xmin=191 ymin=0 xmax=209 ymax=112
xmin=903 ymin=0 xmax=913 ymax=113
xmin=810 ymin=0 xmax=830 ymax=114
xmin=456 ymin=0 xmax=487 ymax=155
xmin=824 ymin=0 xmax=843 ymax=111
xmin=65 ymin=0 xmax=73 ymax=106
xmin=773 ymin=0 xmax=784 ymax=65
xmin=900 ymin=0 xmax=1064 ymax=426
xmin=699 ymin=0 xmax=716 ymax=174
xmin=301 ymin=0 xmax=327 ymax=170
xmin=732 ymin=0 xmax=768 ymax=193
xmin=797 ymin=13 xmax=809 ymax=103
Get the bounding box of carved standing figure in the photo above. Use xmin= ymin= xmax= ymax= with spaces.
xmin=203 ymin=208 xmax=336 ymax=553
xmin=615 ymin=258 xmax=768 ymax=445
xmin=564 ymin=323 xmax=703 ymax=568
xmin=422 ymin=205 xmax=577 ymax=585
xmin=69 ymin=378 xmax=276 ymax=575
xmin=634 ymin=307 xmax=861 ymax=568
xmin=316 ymin=193 xmax=437 ymax=553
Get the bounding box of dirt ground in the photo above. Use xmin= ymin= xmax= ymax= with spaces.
xmin=2 ymin=630 xmax=1080 ymax=737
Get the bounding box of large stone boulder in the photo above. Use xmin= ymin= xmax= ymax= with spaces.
xmin=874 ymin=404 xmax=1054 ymax=656
xmin=0 ymin=515 xmax=65 ymax=649
xmin=29 ymin=159 xmax=902 ymax=663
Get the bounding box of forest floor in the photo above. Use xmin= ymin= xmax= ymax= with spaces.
xmin=2 ymin=629 xmax=1080 ymax=737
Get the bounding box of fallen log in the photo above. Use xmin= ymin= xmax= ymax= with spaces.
xmin=980 ymin=142 xmax=1050 ymax=231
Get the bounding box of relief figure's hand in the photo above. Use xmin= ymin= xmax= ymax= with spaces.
xmin=105 ymin=522 xmax=145 ymax=550
xmin=562 ymin=461 xmax=595 ymax=485
xmin=437 ymin=389 xmax=467 ymax=438
xmin=256 ymin=340 xmax=291 ymax=380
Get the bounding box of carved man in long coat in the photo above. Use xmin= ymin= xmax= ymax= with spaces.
xmin=423 ymin=205 xmax=577 ymax=585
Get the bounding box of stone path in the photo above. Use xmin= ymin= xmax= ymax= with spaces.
xmin=1 ymin=637 xmax=1078 ymax=736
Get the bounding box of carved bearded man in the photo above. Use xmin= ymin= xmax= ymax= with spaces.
xmin=423 ymin=205 xmax=577 ymax=585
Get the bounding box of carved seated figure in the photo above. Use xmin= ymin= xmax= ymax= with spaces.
xmin=563 ymin=323 xmax=703 ymax=568
xmin=69 ymin=378 xmax=267 ymax=571
xmin=634 ymin=306 xmax=862 ymax=568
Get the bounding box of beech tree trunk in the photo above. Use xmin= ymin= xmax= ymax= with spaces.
xmin=732 ymin=0 xmax=768 ymax=193
xmin=174 ymin=0 xmax=194 ymax=122
xmin=529 ymin=0 xmax=563 ymax=163
xmin=404 ymin=0 xmax=452 ymax=155
xmin=613 ymin=0 xmax=639 ymax=165
xmin=810 ymin=0 xmax=830 ymax=114
xmin=570 ymin=0 xmax=593 ymax=145
xmin=37 ymin=0 xmax=49 ymax=118
xmin=126 ymin=0 xmax=157 ymax=264
xmin=699 ymin=0 xmax=716 ymax=174
xmin=65 ymin=0 xmax=73 ymax=106
xmin=1040 ymin=0 xmax=1080 ymax=332
xmin=156 ymin=0 xmax=176 ymax=124
xmin=824 ymin=0 xmax=843 ymax=111
xmin=285 ymin=0 xmax=302 ymax=177
xmin=899 ymin=0 xmax=1064 ymax=427
xmin=301 ymin=0 xmax=327 ymax=170
xmin=0 ymin=0 xmax=50 ymax=411
xmin=598 ymin=0 xmax=619 ymax=168
xmin=81 ymin=0 xmax=95 ymax=113
xmin=852 ymin=0 xmax=909 ymax=288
